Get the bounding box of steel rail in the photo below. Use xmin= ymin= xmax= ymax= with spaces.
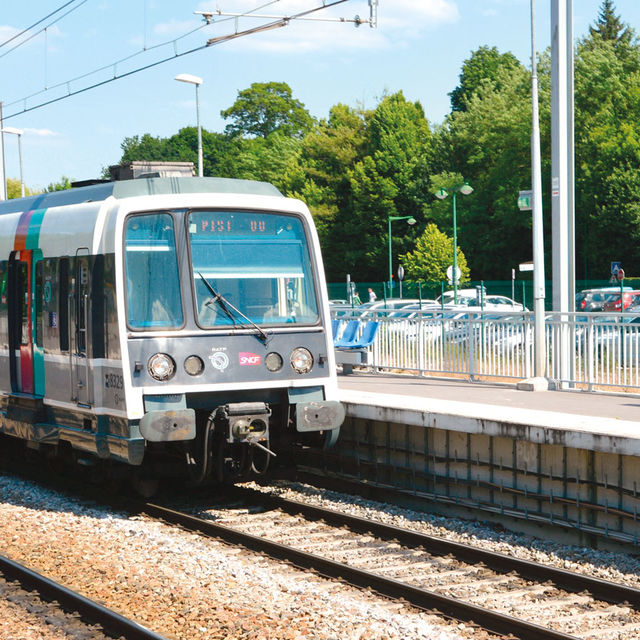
xmin=139 ymin=499 xmax=579 ymax=640
xmin=237 ymin=482 xmax=640 ymax=608
xmin=0 ymin=553 xmax=168 ymax=640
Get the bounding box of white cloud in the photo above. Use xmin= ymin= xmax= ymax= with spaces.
xmin=0 ymin=25 xmax=20 ymax=42
xmin=24 ymin=128 xmax=58 ymax=137
xmin=190 ymin=0 xmax=459 ymax=53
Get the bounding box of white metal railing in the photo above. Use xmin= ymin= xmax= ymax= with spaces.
xmin=331 ymin=308 xmax=640 ymax=392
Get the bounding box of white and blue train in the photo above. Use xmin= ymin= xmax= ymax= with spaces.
xmin=0 ymin=176 xmax=344 ymax=490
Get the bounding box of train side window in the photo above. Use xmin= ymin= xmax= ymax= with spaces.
xmin=34 ymin=261 xmax=43 ymax=347
xmin=19 ymin=262 xmax=28 ymax=345
xmin=58 ymin=258 xmax=69 ymax=352
xmin=0 ymin=263 xmax=6 ymax=347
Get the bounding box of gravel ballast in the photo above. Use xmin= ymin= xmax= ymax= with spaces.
xmin=1 ymin=472 xmax=639 ymax=639
xmin=0 ymin=473 xmax=485 ymax=640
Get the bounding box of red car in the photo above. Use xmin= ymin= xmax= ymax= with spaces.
xmin=602 ymin=291 xmax=640 ymax=312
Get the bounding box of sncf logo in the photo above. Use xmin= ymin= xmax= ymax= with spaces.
xmin=239 ymin=352 xmax=262 ymax=366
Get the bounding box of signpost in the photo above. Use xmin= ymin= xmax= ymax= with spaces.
xmin=518 ymin=190 xmax=533 ymax=211
xmin=609 ymin=263 xmax=625 ymax=313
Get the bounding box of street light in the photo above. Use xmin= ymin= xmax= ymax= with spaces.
xmin=435 ymin=182 xmax=473 ymax=304
xmin=174 ymin=73 xmax=203 ymax=177
xmin=388 ymin=215 xmax=416 ymax=294
xmin=1 ymin=126 xmax=25 ymax=198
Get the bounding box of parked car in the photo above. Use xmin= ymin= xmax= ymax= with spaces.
xmin=436 ymin=289 xmax=526 ymax=311
xmin=575 ymin=287 xmax=633 ymax=312
xmin=601 ymin=290 xmax=640 ymax=312
xmin=356 ymin=299 xmax=422 ymax=318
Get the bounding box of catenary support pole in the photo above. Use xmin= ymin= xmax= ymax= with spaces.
xmin=551 ymin=0 xmax=574 ymax=388
xmin=531 ymin=0 xmax=547 ymax=383
xmin=0 ymin=103 xmax=6 ymax=201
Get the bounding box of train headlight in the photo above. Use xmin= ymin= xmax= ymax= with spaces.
xmin=265 ymin=352 xmax=283 ymax=372
xmin=290 ymin=348 xmax=313 ymax=374
xmin=184 ymin=355 xmax=204 ymax=376
xmin=148 ymin=353 xmax=175 ymax=381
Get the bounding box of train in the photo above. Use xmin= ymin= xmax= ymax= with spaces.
xmin=0 ymin=175 xmax=344 ymax=493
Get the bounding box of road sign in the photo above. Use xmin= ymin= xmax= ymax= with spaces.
xmin=397 ymin=265 xmax=405 ymax=282
xmin=518 ymin=190 xmax=532 ymax=211
xmin=446 ymin=265 xmax=461 ymax=284
xmin=617 ymin=268 xmax=625 ymax=281
xmin=611 ymin=261 xmax=622 ymax=276
xmin=519 ymin=261 xmax=534 ymax=272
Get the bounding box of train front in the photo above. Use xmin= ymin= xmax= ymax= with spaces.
xmin=119 ymin=191 xmax=344 ymax=484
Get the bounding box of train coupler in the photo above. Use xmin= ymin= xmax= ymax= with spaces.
xmin=218 ymin=402 xmax=272 ymax=447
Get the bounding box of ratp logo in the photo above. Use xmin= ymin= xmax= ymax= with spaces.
xmin=209 ymin=350 xmax=229 ymax=372
xmin=239 ymin=352 xmax=262 ymax=366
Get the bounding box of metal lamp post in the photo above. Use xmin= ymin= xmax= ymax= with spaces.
xmin=435 ymin=182 xmax=473 ymax=304
xmin=387 ymin=215 xmax=416 ymax=294
xmin=174 ymin=73 xmax=203 ymax=177
xmin=1 ymin=126 xmax=25 ymax=198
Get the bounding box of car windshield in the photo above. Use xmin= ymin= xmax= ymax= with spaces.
xmin=187 ymin=210 xmax=319 ymax=327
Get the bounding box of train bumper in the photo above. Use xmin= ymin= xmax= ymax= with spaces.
xmin=295 ymin=400 xmax=345 ymax=432
xmin=139 ymin=409 xmax=196 ymax=442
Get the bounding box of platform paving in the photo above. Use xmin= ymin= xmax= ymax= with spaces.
xmin=338 ymin=372 xmax=640 ymax=423
xmin=337 ymin=372 xmax=640 ymax=455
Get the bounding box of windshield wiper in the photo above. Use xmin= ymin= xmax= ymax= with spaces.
xmin=197 ymin=272 xmax=271 ymax=345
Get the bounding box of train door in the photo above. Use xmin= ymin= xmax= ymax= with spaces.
xmin=71 ymin=249 xmax=91 ymax=406
xmin=8 ymin=249 xmax=44 ymax=396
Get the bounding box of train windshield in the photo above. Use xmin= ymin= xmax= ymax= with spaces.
xmin=187 ymin=211 xmax=319 ymax=327
xmin=124 ymin=213 xmax=184 ymax=329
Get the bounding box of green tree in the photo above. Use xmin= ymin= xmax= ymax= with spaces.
xmin=46 ymin=176 xmax=73 ymax=192
xmin=231 ymin=133 xmax=302 ymax=191
xmin=575 ymin=23 xmax=640 ymax=277
xmin=401 ymin=222 xmax=469 ymax=283
xmin=449 ymin=46 xmax=522 ymax=112
xmin=6 ymin=177 xmax=38 ymax=198
xmin=221 ymin=81 xmax=314 ymax=139
xmin=342 ymin=92 xmax=433 ymax=281
xmin=284 ymin=103 xmax=368 ymax=277
xmin=442 ymin=53 xmax=547 ymax=280
xmin=589 ymin=0 xmax=634 ymax=47
xmin=117 ymin=128 xmax=247 ymax=179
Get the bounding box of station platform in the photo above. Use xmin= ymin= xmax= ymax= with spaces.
xmin=337 ymin=373 xmax=640 ymax=461
xmin=333 ymin=373 xmax=640 ymax=546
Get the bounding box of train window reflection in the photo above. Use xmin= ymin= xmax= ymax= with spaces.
xmin=124 ymin=213 xmax=183 ymax=330
xmin=188 ymin=211 xmax=318 ymax=327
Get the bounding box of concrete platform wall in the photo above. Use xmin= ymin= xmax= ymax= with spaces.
xmin=325 ymin=392 xmax=640 ymax=550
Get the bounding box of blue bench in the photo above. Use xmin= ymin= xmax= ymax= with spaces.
xmin=333 ymin=320 xmax=361 ymax=347
xmin=339 ymin=322 xmax=379 ymax=350
xmin=334 ymin=321 xmax=380 ymax=374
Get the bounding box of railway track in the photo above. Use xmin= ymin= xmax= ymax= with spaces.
xmin=139 ymin=485 xmax=640 ymax=640
xmin=0 ymin=552 xmax=168 ymax=640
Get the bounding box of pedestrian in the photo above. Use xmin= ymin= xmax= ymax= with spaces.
xmin=368 ymin=287 xmax=377 ymax=302
xmin=353 ymin=290 xmax=362 ymax=305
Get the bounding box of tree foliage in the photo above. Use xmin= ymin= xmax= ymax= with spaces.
xmin=449 ymin=46 xmax=522 ymax=113
xmin=401 ymin=223 xmax=469 ymax=283
xmin=6 ymin=178 xmax=38 ymax=198
xmin=46 ymin=176 xmax=73 ymax=192
xmin=589 ymin=0 xmax=634 ymax=47
xmin=221 ymin=81 xmax=314 ymax=139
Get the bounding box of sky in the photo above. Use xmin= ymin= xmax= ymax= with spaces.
xmin=2 ymin=0 xmax=640 ymax=191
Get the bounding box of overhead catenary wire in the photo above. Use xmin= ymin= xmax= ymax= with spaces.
xmin=0 ymin=0 xmax=82 ymax=49
xmin=3 ymin=0 xmax=340 ymax=121
xmin=0 ymin=0 xmax=91 ymax=60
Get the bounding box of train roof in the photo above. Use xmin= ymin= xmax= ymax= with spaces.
xmin=0 ymin=177 xmax=284 ymax=215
